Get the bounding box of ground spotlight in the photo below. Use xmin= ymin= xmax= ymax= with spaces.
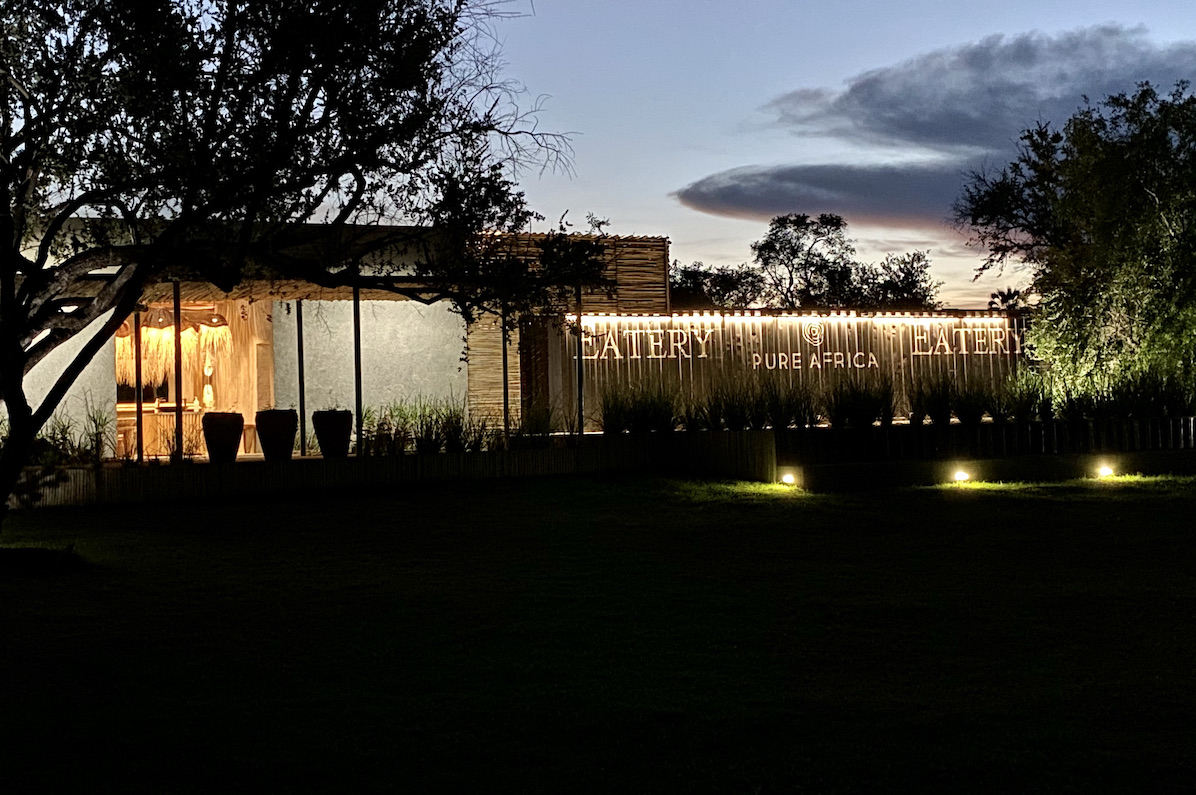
xmin=777 ymin=466 xmax=799 ymax=486
xmin=953 ymin=470 xmax=970 ymax=482
xmin=1098 ymin=465 xmax=1114 ymax=478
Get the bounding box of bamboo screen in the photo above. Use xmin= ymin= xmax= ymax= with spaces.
xmin=490 ymin=234 xmax=671 ymax=315
xmin=466 ymin=235 xmax=669 ymax=422
xmin=558 ymin=312 xmax=1027 ymax=425
xmin=466 ymin=315 xmax=521 ymax=424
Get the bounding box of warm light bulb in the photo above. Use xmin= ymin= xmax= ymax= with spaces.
xmin=781 ymin=473 xmax=795 ymax=485
xmin=1098 ymin=466 xmax=1114 ymax=478
xmin=954 ymin=470 xmax=970 ymax=482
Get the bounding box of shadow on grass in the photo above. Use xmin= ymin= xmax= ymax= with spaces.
xmin=0 ymin=544 xmax=88 ymax=576
xmin=1 ymin=474 xmax=1193 ymax=790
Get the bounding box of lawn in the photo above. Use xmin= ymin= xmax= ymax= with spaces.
xmin=1 ymin=475 xmax=1193 ymax=791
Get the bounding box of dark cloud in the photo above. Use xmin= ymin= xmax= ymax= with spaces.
xmin=674 ymin=162 xmax=966 ymax=227
xmin=676 ymin=25 xmax=1196 ymax=225
xmin=767 ymin=25 xmax=1196 ymax=153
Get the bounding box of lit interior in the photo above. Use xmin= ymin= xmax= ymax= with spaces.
xmin=114 ymin=300 xmax=274 ymax=458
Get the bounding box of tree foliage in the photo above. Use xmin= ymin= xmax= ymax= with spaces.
xmin=668 ymin=261 xmax=764 ymax=310
xmin=669 ymin=215 xmax=941 ymax=311
xmin=0 ymin=0 xmax=588 ymax=524
xmin=866 ymin=251 xmax=943 ymax=311
xmin=987 ymin=287 xmax=1026 ymax=312
xmin=955 ymin=82 xmax=1196 ymax=394
xmin=747 ymin=214 xmax=941 ymax=310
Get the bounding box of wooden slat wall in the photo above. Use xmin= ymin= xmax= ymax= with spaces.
xmin=466 ymin=315 xmax=521 ymax=424
xmin=467 ymin=234 xmax=669 ymax=423
xmin=569 ymin=236 xmax=670 ymax=314
xmin=492 ymin=233 xmax=670 ymax=315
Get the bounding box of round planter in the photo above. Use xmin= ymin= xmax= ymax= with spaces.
xmin=256 ymin=409 xmax=298 ymax=461
xmin=312 ymin=409 xmax=352 ymax=458
xmin=202 ymin=412 xmax=244 ymax=464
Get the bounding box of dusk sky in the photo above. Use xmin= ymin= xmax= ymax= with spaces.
xmin=497 ymin=0 xmax=1196 ymax=307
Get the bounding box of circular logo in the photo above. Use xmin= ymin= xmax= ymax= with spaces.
xmin=803 ymin=321 xmax=825 ymax=347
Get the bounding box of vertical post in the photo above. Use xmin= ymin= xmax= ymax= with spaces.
xmin=133 ymin=311 xmax=144 ymax=464
xmin=352 ymin=284 xmax=363 ymax=455
xmin=501 ymin=306 xmax=510 ymax=440
xmin=575 ymin=285 xmax=584 ymax=436
xmin=296 ymin=299 xmax=307 ymax=456
xmin=172 ymin=280 xmax=184 ymax=463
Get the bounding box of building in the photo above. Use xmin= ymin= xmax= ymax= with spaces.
xmin=21 ymin=224 xmax=1027 ymax=458
xmin=23 ymin=230 xmax=672 ymax=457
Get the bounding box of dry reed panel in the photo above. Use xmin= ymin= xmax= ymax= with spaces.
xmin=613 ymin=238 xmax=670 ymax=314
xmin=466 ymin=315 xmax=521 ymax=424
xmin=494 ymin=233 xmax=670 ymax=315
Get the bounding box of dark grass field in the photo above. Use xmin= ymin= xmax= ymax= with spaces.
xmin=1 ymin=475 xmax=1193 ymax=791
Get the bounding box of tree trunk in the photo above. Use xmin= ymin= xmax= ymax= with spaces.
xmin=0 ymin=422 xmax=37 ymax=530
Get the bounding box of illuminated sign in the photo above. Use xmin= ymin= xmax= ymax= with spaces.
xmin=582 ymin=320 xmax=1020 ymax=366
xmin=565 ymin=312 xmax=1025 ymax=414
xmin=580 ymin=312 xmax=1020 ymax=365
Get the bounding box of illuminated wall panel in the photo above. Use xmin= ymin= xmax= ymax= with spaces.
xmin=559 ymin=311 xmax=1026 ymax=423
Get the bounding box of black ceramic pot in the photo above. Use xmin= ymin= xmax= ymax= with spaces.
xmin=312 ymin=409 xmax=352 ymax=458
xmin=256 ymin=409 xmax=298 ymax=461
xmin=202 ymin=412 xmax=244 ymax=464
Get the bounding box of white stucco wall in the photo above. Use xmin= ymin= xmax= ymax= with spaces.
xmin=15 ymin=312 xmax=117 ymax=430
xmin=273 ymin=299 xmax=468 ymax=422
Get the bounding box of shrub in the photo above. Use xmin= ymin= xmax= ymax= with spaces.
xmin=1002 ymin=368 xmax=1047 ymax=422
xmin=598 ymin=384 xmax=632 ymax=434
xmin=953 ymin=381 xmax=989 ymax=427
xmin=760 ymin=380 xmax=792 ymax=430
xmin=910 ymin=375 xmax=954 ymax=425
xmin=412 ymin=399 xmax=445 ymax=453
xmin=599 ymin=381 xmax=679 ymax=434
xmin=463 ymin=414 xmax=493 ymax=452
xmin=1108 ymin=371 xmax=1195 ymax=418
xmin=709 ymin=377 xmax=754 ymax=431
xmin=822 ymin=379 xmax=892 ymax=429
xmin=626 ymin=383 xmax=679 ymax=434
xmin=441 ymin=401 xmax=467 ymax=453
xmin=677 ymin=391 xmax=712 ymax=431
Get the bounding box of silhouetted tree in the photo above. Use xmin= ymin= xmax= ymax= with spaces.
xmin=870 ymin=251 xmax=942 ymax=311
xmin=0 ymin=0 xmax=575 ymax=527
xmin=669 ymin=261 xmax=764 ymax=309
xmin=987 ymin=287 xmax=1026 ymax=312
xmin=750 ymin=214 xmax=858 ymax=308
xmin=955 ymin=82 xmax=1196 ymax=394
xmin=748 ymin=214 xmax=940 ymax=310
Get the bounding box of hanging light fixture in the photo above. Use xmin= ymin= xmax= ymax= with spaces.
xmin=115 ymin=306 xmax=231 ymax=386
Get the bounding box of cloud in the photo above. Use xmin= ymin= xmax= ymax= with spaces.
xmin=674 ymin=162 xmax=966 ymax=228
xmin=676 ymin=25 xmax=1196 ymax=225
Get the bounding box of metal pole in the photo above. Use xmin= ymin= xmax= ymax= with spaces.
xmin=132 ymin=311 xmax=144 ymax=463
xmin=172 ymin=281 xmax=184 ymax=462
xmin=575 ymin=285 xmax=584 ymax=435
xmin=501 ymin=307 xmax=510 ymax=440
xmin=296 ymin=300 xmax=307 ymax=456
xmin=352 ymin=284 xmax=363 ymax=455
